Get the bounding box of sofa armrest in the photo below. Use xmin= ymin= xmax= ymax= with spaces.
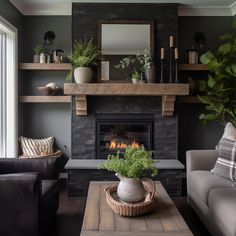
xmin=0 ymin=157 xmax=60 ymax=179
xmin=0 ymin=173 xmax=41 ymax=236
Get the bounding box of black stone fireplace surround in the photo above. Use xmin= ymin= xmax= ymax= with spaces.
xmin=69 ymin=3 xmax=182 ymax=197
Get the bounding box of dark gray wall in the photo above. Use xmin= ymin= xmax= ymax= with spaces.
xmin=20 ymin=16 xmax=72 ymax=155
xmin=178 ymin=16 xmax=233 ymax=165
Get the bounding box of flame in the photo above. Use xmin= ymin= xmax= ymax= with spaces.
xmin=109 ymin=140 xmax=141 ymax=149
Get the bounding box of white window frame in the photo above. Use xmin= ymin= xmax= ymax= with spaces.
xmin=0 ymin=15 xmax=18 ymax=158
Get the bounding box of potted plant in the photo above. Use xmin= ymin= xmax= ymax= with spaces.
xmin=131 ymin=71 xmax=142 ymax=84
xmin=99 ymin=146 xmax=157 ymax=203
xmin=67 ymin=38 xmax=100 ymax=84
xmin=198 ymin=22 xmax=236 ymax=126
xmin=33 ymin=44 xmax=44 ymax=63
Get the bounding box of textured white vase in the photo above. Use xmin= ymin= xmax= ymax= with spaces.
xmin=74 ymin=67 xmax=92 ymax=84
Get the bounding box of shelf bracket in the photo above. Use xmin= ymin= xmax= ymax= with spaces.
xmin=75 ymin=95 xmax=87 ymax=116
xmin=162 ymin=95 xmax=176 ymax=116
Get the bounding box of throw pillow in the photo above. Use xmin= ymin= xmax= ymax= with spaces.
xmin=212 ymin=138 xmax=236 ymax=182
xmin=19 ymin=136 xmax=54 ymax=157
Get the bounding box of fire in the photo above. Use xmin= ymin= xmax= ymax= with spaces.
xmin=109 ymin=140 xmax=141 ymax=149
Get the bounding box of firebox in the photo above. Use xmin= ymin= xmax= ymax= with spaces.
xmin=96 ymin=114 xmax=154 ymax=159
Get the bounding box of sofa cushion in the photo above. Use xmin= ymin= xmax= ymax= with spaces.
xmin=189 ymin=170 xmax=232 ymax=205
xmin=208 ymin=188 xmax=236 ymax=236
xmin=41 ymin=179 xmax=60 ymax=206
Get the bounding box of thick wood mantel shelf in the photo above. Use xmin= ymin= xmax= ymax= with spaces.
xmin=64 ymin=83 xmax=189 ymax=116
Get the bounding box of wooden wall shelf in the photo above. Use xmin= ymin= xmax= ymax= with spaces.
xmin=64 ymin=83 xmax=189 ymax=116
xmin=178 ymin=64 xmax=208 ymax=71
xmin=19 ymin=96 xmax=72 ymax=103
xmin=19 ymin=63 xmax=71 ymax=70
xmin=178 ymin=96 xmax=200 ymax=104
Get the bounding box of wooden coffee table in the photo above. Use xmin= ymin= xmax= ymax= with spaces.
xmin=80 ymin=181 xmax=193 ymax=236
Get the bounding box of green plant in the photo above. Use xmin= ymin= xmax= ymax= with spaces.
xmin=66 ymin=38 xmax=100 ymax=80
xmin=131 ymin=71 xmax=142 ymax=80
xmin=33 ymin=44 xmax=44 ymax=55
xmin=99 ymin=146 xmax=158 ymax=179
xmin=115 ymin=49 xmax=153 ymax=76
xmin=198 ymin=22 xmax=236 ymax=126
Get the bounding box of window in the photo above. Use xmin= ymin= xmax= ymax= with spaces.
xmin=0 ymin=16 xmax=18 ymax=158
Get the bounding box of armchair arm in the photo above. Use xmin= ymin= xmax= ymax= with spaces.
xmin=0 ymin=157 xmax=59 ymax=179
xmin=0 ymin=173 xmax=41 ymax=236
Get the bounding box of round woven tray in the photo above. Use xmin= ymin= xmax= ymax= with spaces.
xmin=104 ymin=178 xmax=156 ymax=217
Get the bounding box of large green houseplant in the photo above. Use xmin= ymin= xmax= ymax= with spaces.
xmin=199 ymin=22 xmax=236 ymax=126
xmin=67 ymin=38 xmax=100 ymax=84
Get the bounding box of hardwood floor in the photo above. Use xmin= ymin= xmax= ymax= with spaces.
xmin=51 ymin=183 xmax=211 ymax=236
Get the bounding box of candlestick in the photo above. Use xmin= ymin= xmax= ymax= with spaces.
xmin=161 ymin=48 xmax=165 ymax=60
xmin=174 ymin=48 xmax=178 ymax=60
xmin=160 ymin=59 xmax=164 ymax=83
xmin=175 ymin=58 xmax=178 ymax=83
xmin=169 ymin=36 xmax=174 ymax=48
xmin=169 ymin=47 xmax=173 ymax=83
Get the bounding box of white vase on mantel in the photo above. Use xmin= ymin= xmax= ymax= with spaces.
xmin=74 ymin=67 xmax=92 ymax=84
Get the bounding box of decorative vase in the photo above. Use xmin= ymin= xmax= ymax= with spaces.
xmin=116 ymin=173 xmax=146 ymax=203
xmin=145 ymin=66 xmax=156 ymax=83
xmin=74 ymin=67 xmax=92 ymax=84
xmin=131 ymin=78 xmax=139 ymax=84
xmin=33 ymin=55 xmax=40 ymax=63
xmin=39 ymin=53 xmax=46 ymax=63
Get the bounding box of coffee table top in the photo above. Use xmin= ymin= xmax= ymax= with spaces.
xmin=81 ymin=181 xmax=193 ymax=236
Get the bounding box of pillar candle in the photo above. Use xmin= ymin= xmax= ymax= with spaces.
xmin=174 ymin=48 xmax=178 ymax=59
xmin=169 ymin=36 xmax=174 ymax=48
xmin=161 ymin=48 xmax=165 ymax=59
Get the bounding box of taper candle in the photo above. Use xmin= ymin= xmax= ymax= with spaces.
xmin=174 ymin=48 xmax=178 ymax=59
xmin=169 ymin=36 xmax=174 ymax=48
xmin=161 ymin=48 xmax=165 ymax=59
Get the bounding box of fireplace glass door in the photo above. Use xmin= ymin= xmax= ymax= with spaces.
xmin=96 ymin=114 xmax=153 ymax=159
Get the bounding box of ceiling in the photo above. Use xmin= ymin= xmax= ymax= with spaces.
xmin=9 ymin=0 xmax=236 ymax=16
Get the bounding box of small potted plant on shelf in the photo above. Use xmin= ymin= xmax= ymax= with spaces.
xmin=99 ymin=146 xmax=158 ymax=203
xmin=33 ymin=44 xmax=44 ymax=63
xmin=131 ymin=71 xmax=142 ymax=84
xmin=66 ymin=38 xmax=100 ymax=84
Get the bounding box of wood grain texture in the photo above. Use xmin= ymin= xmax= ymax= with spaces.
xmin=75 ymin=95 xmax=87 ymax=115
xmin=162 ymin=95 xmax=176 ymax=116
xmin=81 ymin=181 xmax=193 ymax=236
xmin=19 ymin=96 xmax=71 ymax=103
xmin=178 ymin=64 xmax=208 ymax=71
xmin=64 ymin=83 xmax=189 ymax=96
xmin=19 ymin=63 xmax=71 ymax=70
xmin=177 ymin=96 xmax=200 ymax=104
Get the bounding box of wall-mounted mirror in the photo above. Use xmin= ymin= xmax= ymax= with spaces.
xmin=98 ymin=20 xmax=154 ymax=82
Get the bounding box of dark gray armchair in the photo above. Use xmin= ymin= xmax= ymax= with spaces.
xmin=0 ymin=157 xmax=60 ymax=236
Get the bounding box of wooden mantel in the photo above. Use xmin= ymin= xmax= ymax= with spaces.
xmin=64 ymin=83 xmax=189 ymax=116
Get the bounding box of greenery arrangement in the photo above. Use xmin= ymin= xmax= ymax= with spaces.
xmin=99 ymin=146 xmax=158 ymax=179
xmin=66 ymin=38 xmax=100 ymax=80
xmin=33 ymin=44 xmax=44 ymax=55
xmin=199 ymin=22 xmax=236 ymax=126
xmin=131 ymin=71 xmax=142 ymax=81
xmin=115 ymin=49 xmax=153 ymax=79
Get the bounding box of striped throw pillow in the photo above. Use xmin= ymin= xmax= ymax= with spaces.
xmin=19 ymin=136 xmax=54 ymax=157
xmin=212 ymin=138 xmax=236 ymax=182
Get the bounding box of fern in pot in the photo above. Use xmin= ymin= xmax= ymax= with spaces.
xmin=67 ymin=38 xmax=100 ymax=84
xmin=99 ymin=146 xmax=158 ymax=203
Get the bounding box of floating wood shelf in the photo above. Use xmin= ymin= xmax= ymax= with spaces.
xmin=178 ymin=64 xmax=208 ymax=71
xmin=178 ymin=96 xmax=200 ymax=104
xmin=64 ymin=83 xmax=189 ymax=116
xmin=19 ymin=63 xmax=71 ymax=70
xmin=19 ymin=96 xmax=72 ymax=103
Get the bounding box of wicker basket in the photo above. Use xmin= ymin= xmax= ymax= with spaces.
xmin=105 ymin=178 xmax=156 ymax=217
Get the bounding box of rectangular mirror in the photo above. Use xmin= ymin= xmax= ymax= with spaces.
xmin=98 ymin=20 xmax=154 ymax=82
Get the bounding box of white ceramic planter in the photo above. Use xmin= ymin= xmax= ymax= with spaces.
xmin=116 ymin=173 xmax=146 ymax=203
xmin=74 ymin=67 xmax=92 ymax=84
xmin=33 ymin=55 xmax=40 ymax=63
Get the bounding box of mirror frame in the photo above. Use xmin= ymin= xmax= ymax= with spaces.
xmin=97 ymin=20 xmax=154 ymax=83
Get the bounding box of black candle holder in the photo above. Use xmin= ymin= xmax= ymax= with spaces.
xmin=175 ymin=59 xmax=178 ymax=83
xmin=169 ymin=47 xmax=173 ymax=83
xmin=160 ymin=59 xmax=164 ymax=83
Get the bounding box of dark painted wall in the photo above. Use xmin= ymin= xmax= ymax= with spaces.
xmin=20 ymin=16 xmax=72 ymax=155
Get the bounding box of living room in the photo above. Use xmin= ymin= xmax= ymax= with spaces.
xmin=0 ymin=0 xmax=236 ymax=236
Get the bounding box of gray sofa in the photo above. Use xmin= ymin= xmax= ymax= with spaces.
xmin=186 ymin=150 xmax=236 ymax=236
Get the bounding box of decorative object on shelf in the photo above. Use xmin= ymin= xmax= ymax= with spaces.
xmin=40 ymin=52 xmax=46 ymax=63
xmin=33 ymin=44 xmax=44 ymax=63
xmin=169 ymin=36 xmax=174 ymax=83
xmin=52 ymin=49 xmax=64 ymax=63
xmin=99 ymin=146 xmax=158 ymax=203
xmin=185 ymin=46 xmax=199 ymax=64
xmin=43 ymin=31 xmax=55 ymax=45
xmin=198 ymin=22 xmax=236 ymax=126
xmin=104 ymin=178 xmax=156 ymax=216
xmin=174 ymin=48 xmax=178 ymax=83
xmin=160 ymin=47 xmax=164 ymax=83
xmin=46 ymin=54 xmax=51 ymax=63
xmin=131 ymin=71 xmax=144 ymax=84
xmin=115 ymin=49 xmax=154 ymax=83
xmin=66 ymin=38 xmax=100 ymax=83
xmin=37 ymin=82 xmax=61 ymax=95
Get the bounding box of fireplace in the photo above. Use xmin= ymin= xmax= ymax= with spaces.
xmin=96 ymin=114 xmax=154 ymax=159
